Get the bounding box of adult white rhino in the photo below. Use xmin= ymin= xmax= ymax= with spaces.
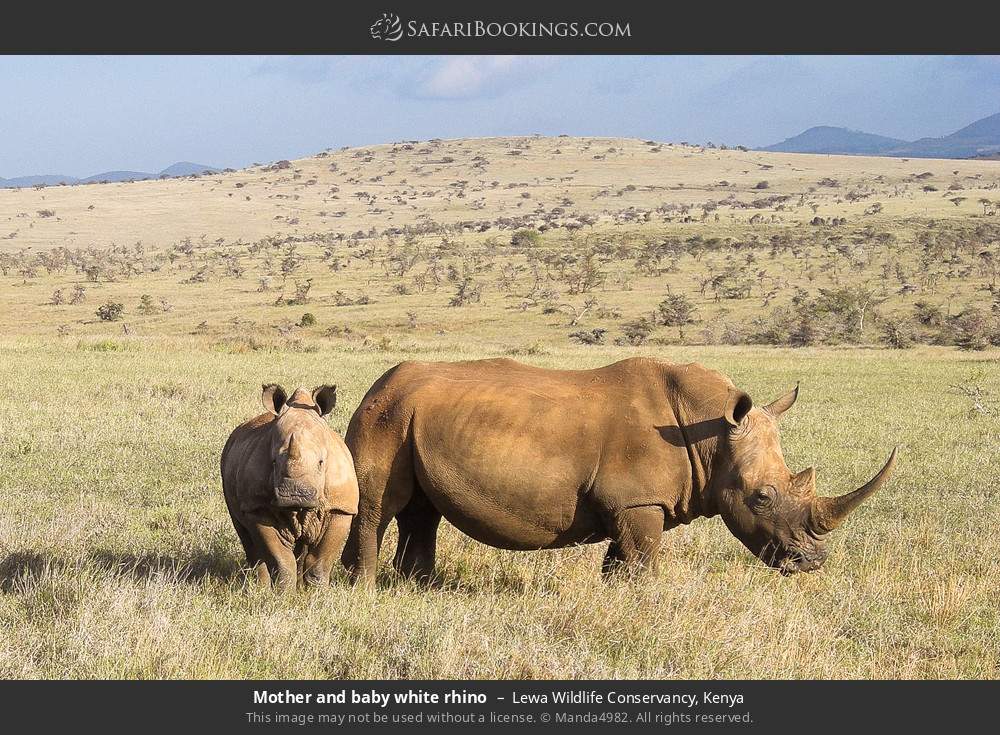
xmin=342 ymin=358 xmax=896 ymax=583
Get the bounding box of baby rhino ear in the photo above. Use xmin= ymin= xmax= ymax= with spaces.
xmin=262 ymin=384 xmax=288 ymax=416
xmin=312 ymin=385 xmax=337 ymax=417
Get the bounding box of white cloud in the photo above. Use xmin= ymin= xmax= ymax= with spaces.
xmin=412 ymin=56 xmax=557 ymax=100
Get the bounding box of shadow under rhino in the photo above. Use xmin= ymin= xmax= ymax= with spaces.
xmin=0 ymin=549 xmax=242 ymax=593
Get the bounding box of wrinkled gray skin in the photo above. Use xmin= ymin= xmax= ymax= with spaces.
xmin=342 ymin=358 xmax=898 ymax=584
xmin=222 ymin=384 xmax=358 ymax=592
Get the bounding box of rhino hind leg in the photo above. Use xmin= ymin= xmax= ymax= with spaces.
xmin=343 ymin=434 xmax=418 ymax=587
xmin=600 ymin=505 xmax=665 ymax=581
xmin=392 ymin=485 xmax=442 ymax=584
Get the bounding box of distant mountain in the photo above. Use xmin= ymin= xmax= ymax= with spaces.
xmin=158 ymin=161 xmax=219 ymax=177
xmin=763 ymin=112 xmax=1000 ymax=159
xmin=0 ymin=162 xmax=220 ymax=188
xmin=762 ymin=126 xmax=906 ymax=156
xmin=0 ymin=174 xmax=80 ymax=188
xmin=889 ymin=112 xmax=1000 ymax=159
xmin=82 ymin=171 xmax=155 ymax=184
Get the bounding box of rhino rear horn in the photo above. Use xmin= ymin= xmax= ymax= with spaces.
xmin=811 ymin=447 xmax=898 ymax=533
xmin=764 ymin=383 xmax=799 ymax=418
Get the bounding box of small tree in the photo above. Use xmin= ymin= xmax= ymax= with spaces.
xmin=569 ymin=328 xmax=607 ymax=345
xmin=881 ymin=318 xmax=915 ymax=349
xmin=620 ymin=317 xmax=655 ymax=345
xmin=289 ymin=279 xmax=313 ymax=306
xmin=655 ymin=293 xmax=698 ymax=338
xmin=510 ymin=229 xmax=541 ymax=248
xmin=788 ymin=314 xmax=820 ymax=347
xmin=449 ymin=278 xmax=483 ymax=307
xmin=96 ymin=302 xmax=125 ymax=322
xmin=137 ymin=294 xmax=159 ymax=315
xmin=913 ymin=300 xmax=943 ymax=326
xmin=952 ymin=308 xmax=997 ymax=351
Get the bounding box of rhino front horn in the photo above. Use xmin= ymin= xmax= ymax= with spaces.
xmin=811 ymin=447 xmax=898 ymax=533
xmin=288 ymin=432 xmax=302 ymax=461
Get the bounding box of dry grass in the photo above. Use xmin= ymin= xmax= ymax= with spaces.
xmin=1 ymin=337 xmax=997 ymax=679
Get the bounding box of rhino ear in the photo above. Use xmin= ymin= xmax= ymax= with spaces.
xmin=312 ymin=385 xmax=337 ymax=417
xmin=724 ymin=388 xmax=753 ymax=427
xmin=262 ymin=384 xmax=288 ymax=416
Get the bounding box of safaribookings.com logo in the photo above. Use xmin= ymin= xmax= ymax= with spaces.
xmin=370 ymin=13 xmax=404 ymax=41
xmin=370 ymin=13 xmax=631 ymax=42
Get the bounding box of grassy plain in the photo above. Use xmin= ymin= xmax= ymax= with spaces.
xmin=0 ymin=137 xmax=998 ymax=678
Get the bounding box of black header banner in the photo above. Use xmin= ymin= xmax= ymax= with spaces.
xmin=1 ymin=1 xmax=998 ymax=54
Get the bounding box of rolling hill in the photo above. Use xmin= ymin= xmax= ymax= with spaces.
xmin=2 ymin=135 xmax=997 ymax=255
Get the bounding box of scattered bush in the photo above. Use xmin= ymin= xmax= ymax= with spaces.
xmin=569 ymin=328 xmax=607 ymax=345
xmin=137 ymin=294 xmax=159 ymax=315
xmin=510 ymin=229 xmax=542 ymax=248
xmin=913 ymin=300 xmax=944 ymax=327
xmin=880 ymin=319 xmax=915 ymax=349
xmin=95 ymin=302 xmax=125 ymax=322
xmin=619 ymin=317 xmax=655 ymax=346
xmin=950 ymin=308 xmax=999 ymax=351
xmin=656 ymin=293 xmax=698 ymax=337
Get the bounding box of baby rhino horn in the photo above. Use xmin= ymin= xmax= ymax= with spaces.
xmin=288 ymin=432 xmax=303 ymax=461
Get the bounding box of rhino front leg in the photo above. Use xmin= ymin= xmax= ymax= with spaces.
xmin=251 ymin=523 xmax=297 ymax=592
xmin=600 ymin=505 xmax=665 ymax=581
xmin=303 ymin=513 xmax=354 ymax=587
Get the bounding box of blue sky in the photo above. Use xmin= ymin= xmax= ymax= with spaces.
xmin=2 ymin=55 xmax=998 ymax=177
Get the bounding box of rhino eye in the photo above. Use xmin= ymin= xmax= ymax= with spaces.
xmin=750 ymin=487 xmax=775 ymax=513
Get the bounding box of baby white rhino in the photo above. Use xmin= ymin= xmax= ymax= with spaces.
xmin=221 ymin=384 xmax=359 ymax=591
